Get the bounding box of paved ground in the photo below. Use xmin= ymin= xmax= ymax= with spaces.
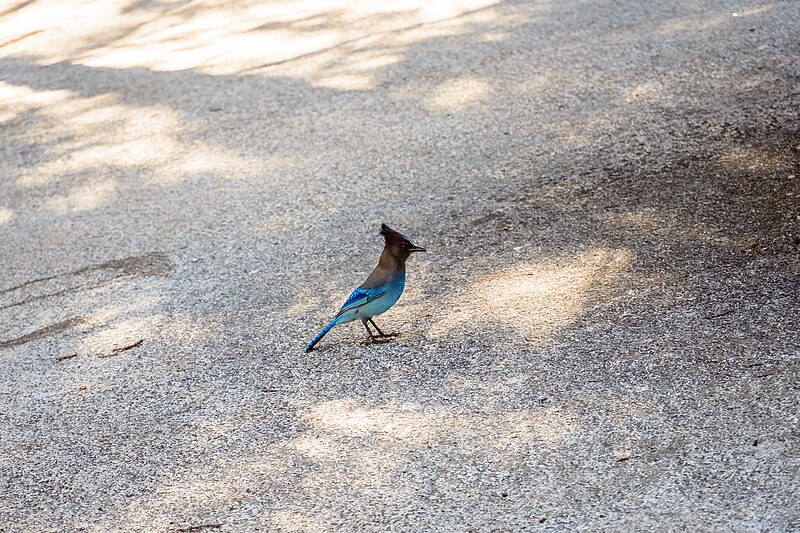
xmin=1 ymin=0 xmax=798 ymax=531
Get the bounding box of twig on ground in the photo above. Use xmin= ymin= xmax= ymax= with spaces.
xmin=100 ymin=339 xmax=143 ymax=357
xmin=702 ymin=309 xmax=735 ymax=320
xmin=176 ymin=525 xmax=222 ymax=533
xmin=757 ymin=363 xmax=799 ymax=378
xmin=260 ymin=388 xmax=279 ymax=393
xmin=56 ymin=353 xmax=78 ymax=362
xmin=0 ymin=30 xmax=43 ymax=48
xmin=473 ymin=272 xmax=534 ymax=281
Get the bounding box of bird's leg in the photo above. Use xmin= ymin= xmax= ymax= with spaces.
xmin=362 ymin=318 xmax=394 ymax=344
xmin=362 ymin=319 xmax=376 ymax=338
xmin=363 ymin=319 xmax=390 ymax=345
xmin=369 ymin=318 xmax=399 ymax=338
xmin=368 ymin=318 xmax=386 ymax=337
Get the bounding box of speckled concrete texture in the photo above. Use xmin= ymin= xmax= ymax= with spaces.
xmin=1 ymin=1 xmax=798 ymax=531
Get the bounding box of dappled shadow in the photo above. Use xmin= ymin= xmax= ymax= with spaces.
xmin=1 ymin=0 xmax=798 ymax=530
xmin=0 ymin=0 xmax=35 ymax=18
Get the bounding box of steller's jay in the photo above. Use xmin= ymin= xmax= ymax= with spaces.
xmin=305 ymin=223 xmax=425 ymax=352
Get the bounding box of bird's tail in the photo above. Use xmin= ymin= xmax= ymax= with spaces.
xmin=305 ymin=320 xmax=336 ymax=352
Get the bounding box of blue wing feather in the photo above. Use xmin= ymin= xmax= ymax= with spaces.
xmin=336 ymin=287 xmax=385 ymax=317
xmin=341 ymin=288 xmax=369 ymax=309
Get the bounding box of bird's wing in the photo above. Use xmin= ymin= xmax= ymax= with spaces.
xmin=335 ymin=287 xmax=386 ymax=318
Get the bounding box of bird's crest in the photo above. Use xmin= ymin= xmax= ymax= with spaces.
xmin=380 ymin=223 xmax=410 ymax=244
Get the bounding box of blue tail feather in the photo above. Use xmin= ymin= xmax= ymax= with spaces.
xmin=305 ymin=320 xmax=336 ymax=352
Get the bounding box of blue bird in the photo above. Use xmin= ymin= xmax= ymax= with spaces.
xmin=305 ymin=223 xmax=425 ymax=352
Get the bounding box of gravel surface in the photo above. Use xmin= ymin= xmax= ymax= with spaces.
xmin=1 ymin=0 xmax=798 ymax=531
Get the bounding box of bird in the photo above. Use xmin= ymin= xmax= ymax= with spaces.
xmin=305 ymin=223 xmax=425 ymax=352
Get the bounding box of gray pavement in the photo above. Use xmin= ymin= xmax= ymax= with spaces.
xmin=1 ymin=0 xmax=798 ymax=531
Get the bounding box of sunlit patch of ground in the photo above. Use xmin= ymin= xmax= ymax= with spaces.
xmin=427 ymin=77 xmax=490 ymax=111
xmin=0 ymin=206 xmax=13 ymax=225
xmin=428 ymin=247 xmax=633 ymax=343
xmin=658 ymin=4 xmax=775 ymax=34
xmin=1 ymin=0 xmax=503 ymax=89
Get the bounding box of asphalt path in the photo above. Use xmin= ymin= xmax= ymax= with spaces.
xmin=1 ymin=1 xmax=798 ymax=531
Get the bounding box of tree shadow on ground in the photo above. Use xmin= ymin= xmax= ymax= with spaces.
xmin=0 ymin=0 xmax=798 ymax=530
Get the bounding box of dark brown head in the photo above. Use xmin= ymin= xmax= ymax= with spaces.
xmin=380 ymin=223 xmax=425 ymax=260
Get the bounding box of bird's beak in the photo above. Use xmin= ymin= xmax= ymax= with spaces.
xmin=410 ymin=244 xmax=426 ymax=253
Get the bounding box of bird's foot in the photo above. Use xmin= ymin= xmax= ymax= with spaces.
xmin=365 ymin=334 xmax=398 ymax=345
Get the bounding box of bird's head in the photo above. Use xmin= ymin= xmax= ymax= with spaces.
xmin=380 ymin=223 xmax=425 ymax=260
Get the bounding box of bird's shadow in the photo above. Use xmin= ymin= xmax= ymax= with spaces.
xmin=359 ymin=333 xmax=402 ymax=346
xmin=303 ymin=332 xmax=404 ymax=353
